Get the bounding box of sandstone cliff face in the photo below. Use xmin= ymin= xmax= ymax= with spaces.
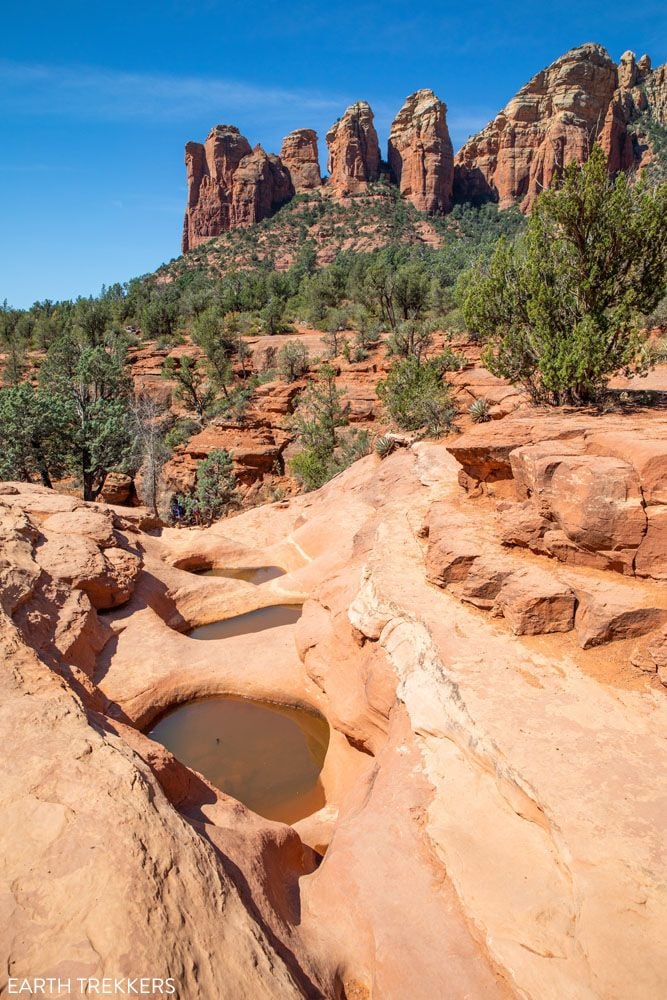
xmin=280 ymin=129 xmax=322 ymax=192
xmin=325 ymin=101 xmax=381 ymax=196
xmin=454 ymin=44 xmax=619 ymax=209
xmin=642 ymin=59 xmax=667 ymax=125
xmin=182 ymin=128 xmax=294 ymax=252
xmin=388 ymin=89 xmax=454 ymax=214
xmin=454 ymin=44 xmax=667 ymax=210
xmin=232 ymin=145 xmax=294 ymax=228
xmin=182 ymin=125 xmax=251 ymax=251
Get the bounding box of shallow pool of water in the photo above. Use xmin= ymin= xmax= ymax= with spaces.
xmin=189 ymin=604 xmax=302 ymax=641
xmin=204 ymin=566 xmax=286 ymax=585
xmin=147 ymin=697 xmax=329 ymax=824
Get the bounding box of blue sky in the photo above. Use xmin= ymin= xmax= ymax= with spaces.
xmin=2 ymin=0 xmax=665 ymax=308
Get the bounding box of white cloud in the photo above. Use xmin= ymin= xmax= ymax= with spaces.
xmin=0 ymin=59 xmax=345 ymax=123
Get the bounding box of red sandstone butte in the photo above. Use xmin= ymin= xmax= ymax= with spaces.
xmin=279 ymin=129 xmax=322 ymax=193
xmin=454 ymin=43 xmax=666 ymax=211
xmin=182 ymin=127 xmax=293 ymax=251
xmin=325 ymin=101 xmax=381 ymax=196
xmin=388 ymin=89 xmax=454 ymax=214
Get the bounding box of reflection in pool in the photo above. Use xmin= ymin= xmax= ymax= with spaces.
xmin=189 ymin=604 xmax=302 ymax=641
xmin=147 ymin=697 xmax=329 ymax=824
xmin=204 ymin=566 xmax=286 ymax=585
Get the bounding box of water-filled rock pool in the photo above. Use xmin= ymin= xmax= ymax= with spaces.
xmin=188 ymin=604 xmax=302 ymax=641
xmin=203 ymin=566 xmax=286 ymax=585
xmin=148 ymin=696 xmax=329 ymax=824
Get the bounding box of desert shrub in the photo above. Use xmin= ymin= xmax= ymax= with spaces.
xmin=162 ymin=356 xmax=214 ymax=420
xmin=375 ymin=434 xmax=395 ymax=458
xmin=386 ymin=319 xmax=434 ymax=361
xmin=462 ymin=145 xmax=667 ymax=404
xmin=647 ymin=294 xmax=667 ymax=330
xmin=278 ymin=339 xmax=309 ymax=382
xmin=164 ymin=418 xmax=200 ymax=450
xmin=176 ymin=448 xmax=238 ymax=526
xmin=469 ymin=397 xmax=491 ymax=423
xmin=377 ymin=357 xmax=456 ymax=437
xmin=289 ymin=363 xmax=371 ymax=490
xmin=430 ymin=347 xmax=467 ymax=374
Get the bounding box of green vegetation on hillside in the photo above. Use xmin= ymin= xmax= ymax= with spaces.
xmin=463 ymin=145 xmax=667 ymax=404
xmin=0 ymin=199 xmax=525 ymax=362
xmin=289 ymin=363 xmax=371 ymax=491
xmin=1 ymin=167 xmax=666 ymax=512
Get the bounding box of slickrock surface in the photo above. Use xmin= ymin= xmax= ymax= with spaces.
xmin=3 ymin=404 xmax=667 ymax=997
xmin=454 ymin=43 xmax=667 ymax=210
xmin=325 ymin=101 xmax=381 ymax=196
xmin=388 ymin=89 xmax=454 ymax=214
xmin=280 ymin=129 xmax=322 ymax=192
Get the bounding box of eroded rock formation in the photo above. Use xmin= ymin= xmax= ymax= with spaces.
xmin=388 ymin=89 xmax=454 ymax=213
xmin=448 ymin=411 xmax=667 ymax=583
xmin=454 ymin=44 xmax=667 ymax=210
xmin=232 ymin=144 xmax=294 ymax=228
xmin=325 ymin=101 xmax=381 ymax=196
xmin=182 ymin=127 xmax=294 ymax=251
xmin=182 ymin=45 xmax=665 ymax=248
xmin=182 ymin=125 xmax=251 ymax=251
xmin=3 ymin=398 xmax=667 ymax=996
xmin=453 ymin=43 xmax=619 ymax=208
xmin=280 ymin=129 xmax=322 ymax=192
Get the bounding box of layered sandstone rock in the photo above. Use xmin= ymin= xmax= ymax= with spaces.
xmin=4 ymin=420 xmax=667 ymax=997
xmin=182 ymin=125 xmax=251 ymax=251
xmin=454 ymin=44 xmax=619 ymax=209
xmin=326 ymin=101 xmax=381 ymax=195
xmin=453 ymin=43 xmax=666 ymax=211
xmin=388 ymin=89 xmax=454 ymax=213
xmin=448 ymin=411 xmax=667 ymax=582
xmin=182 ymin=127 xmax=293 ymax=251
xmin=280 ymin=129 xmax=322 ymax=192
xmin=232 ymin=144 xmax=294 ymax=228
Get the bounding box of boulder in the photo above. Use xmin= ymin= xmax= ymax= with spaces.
xmin=425 ymin=510 xmax=480 ymax=586
xmin=574 ymin=583 xmax=667 ymax=648
xmin=512 ymin=450 xmax=647 ymax=557
xmin=455 ymin=555 xmax=515 ymax=609
xmin=36 ymin=535 xmax=142 ymax=610
xmin=497 ymin=500 xmax=549 ymax=550
xmin=635 ymin=506 xmax=667 ymax=579
xmin=43 ymin=507 xmax=117 ymax=549
xmin=99 ymin=471 xmax=134 ymax=506
xmin=630 ymin=625 xmax=667 ymax=683
xmin=493 ymin=569 xmax=576 ymax=635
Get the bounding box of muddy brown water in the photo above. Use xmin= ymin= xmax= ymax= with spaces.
xmin=203 ymin=566 xmax=286 ymax=585
xmin=147 ymin=697 xmax=329 ymax=824
xmin=188 ymin=604 xmax=303 ymax=641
